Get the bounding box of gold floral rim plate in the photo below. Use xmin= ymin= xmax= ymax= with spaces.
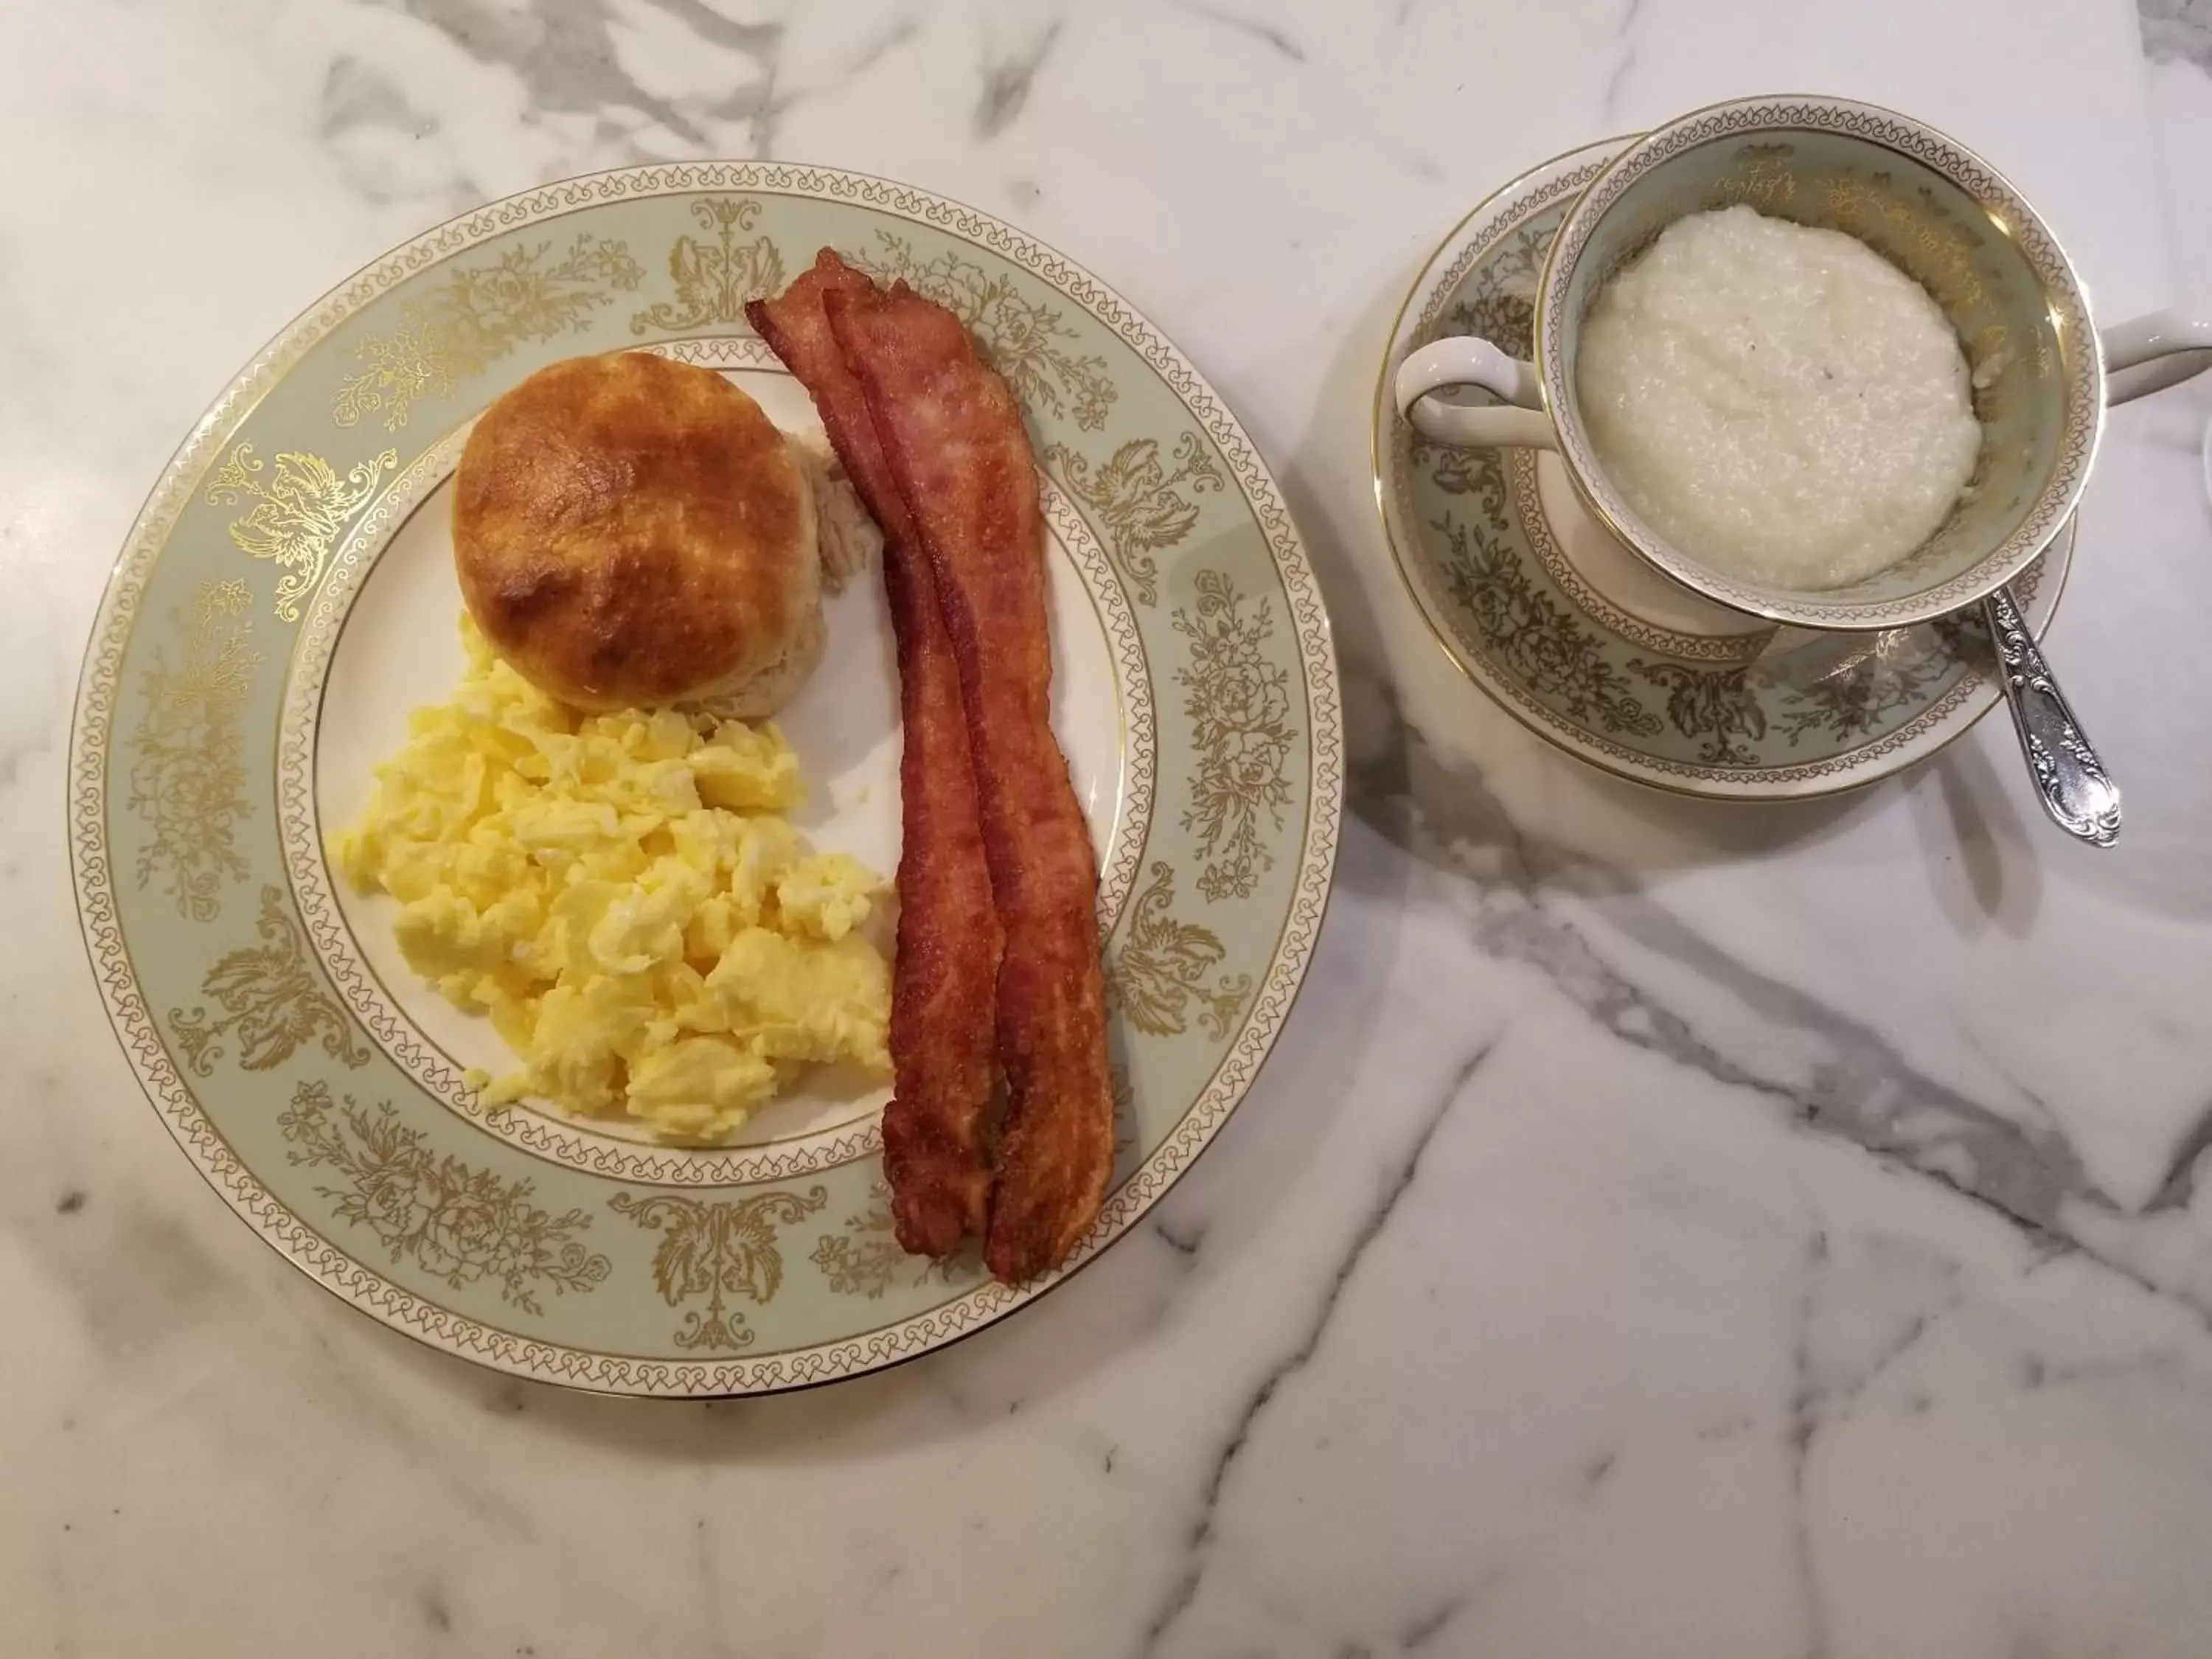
xmin=72 ymin=164 xmax=1341 ymax=1395
xmin=1373 ymin=138 xmax=2070 ymax=801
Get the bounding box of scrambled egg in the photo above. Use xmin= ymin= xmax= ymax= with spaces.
xmin=331 ymin=616 xmax=889 ymax=1141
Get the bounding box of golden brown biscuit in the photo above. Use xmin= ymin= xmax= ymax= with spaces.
xmin=453 ymin=352 xmax=820 ymax=712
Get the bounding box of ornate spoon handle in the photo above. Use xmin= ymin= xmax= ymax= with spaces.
xmin=1984 ymin=583 xmax=2121 ymax=846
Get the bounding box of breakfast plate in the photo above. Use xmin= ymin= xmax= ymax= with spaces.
xmin=72 ymin=164 xmax=1340 ymax=1394
xmin=1374 ymin=137 xmax=2070 ymax=801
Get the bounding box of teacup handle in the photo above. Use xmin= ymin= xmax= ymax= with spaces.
xmin=2102 ymin=307 xmax=2212 ymax=405
xmin=1394 ymin=336 xmax=1557 ymax=450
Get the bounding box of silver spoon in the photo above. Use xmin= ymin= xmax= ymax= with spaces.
xmin=1983 ymin=582 xmax=2121 ymax=846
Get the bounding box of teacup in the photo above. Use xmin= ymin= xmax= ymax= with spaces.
xmin=1394 ymin=96 xmax=2212 ymax=632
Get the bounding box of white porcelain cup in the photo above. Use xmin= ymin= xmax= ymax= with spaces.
xmin=1394 ymin=97 xmax=2212 ymax=633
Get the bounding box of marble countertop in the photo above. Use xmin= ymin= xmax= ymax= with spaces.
xmin=8 ymin=1 xmax=2212 ymax=1654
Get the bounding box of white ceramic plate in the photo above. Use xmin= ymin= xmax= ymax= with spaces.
xmin=73 ymin=164 xmax=1341 ymax=1394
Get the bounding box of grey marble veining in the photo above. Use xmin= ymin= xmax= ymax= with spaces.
xmin=1353 ymin=667 xmax=2212 ymax=1322
xmin=394 ymin=0 xmax=787 ymax=148
xmin=2143 ymin=0 xmax=2212 ymax=71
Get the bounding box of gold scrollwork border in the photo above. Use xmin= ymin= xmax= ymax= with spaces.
xmin=1374 ymin=137 xmax=2072 ymax=803
xmin=1537 ymin=100 xmax=2100 ymax=631
xmin=72 ymin=161 xmax=1340 ymax=1397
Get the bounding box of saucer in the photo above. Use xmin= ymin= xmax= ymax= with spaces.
xmin=1372 ymin=137 xmax=2071 ymax=801
xmin=70 ymin=163 xmax=1340 ymax=1395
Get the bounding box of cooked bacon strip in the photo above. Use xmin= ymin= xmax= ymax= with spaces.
xmin=748 ymin=254 xmax=1001 ymax=1256
xmin=827 ymin=279 xmax=1114 ymax=1284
